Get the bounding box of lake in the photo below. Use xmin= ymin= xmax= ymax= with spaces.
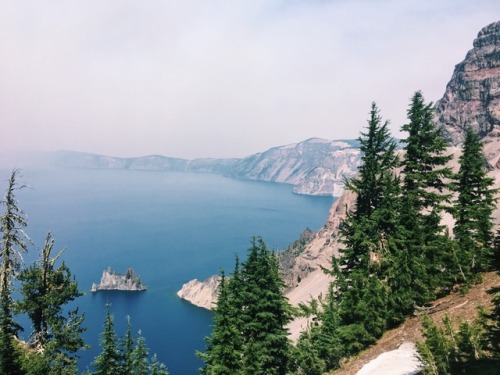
xmin=3 ymin=167 xmax=333 ymax=374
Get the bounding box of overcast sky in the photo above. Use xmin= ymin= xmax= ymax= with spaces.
xmin=1 ymin=1 xmax=499 ymax=161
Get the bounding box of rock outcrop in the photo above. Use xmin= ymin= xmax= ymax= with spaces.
xmin=435 ymin=21 xmax=500 ymax=144
xmin=176 ymin=275 xmax=221 ymax=309
xmin=176 ymin=190 xmax=355 ymax=312
xmin=91 ymin=267 xmax=146 ymax=292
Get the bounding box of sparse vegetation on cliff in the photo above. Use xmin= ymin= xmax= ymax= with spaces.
xmin=291 ymin=89 xmax=499 ymax=375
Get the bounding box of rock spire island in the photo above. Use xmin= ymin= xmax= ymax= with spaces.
xmin=91 ymin=267 xmax=146 ymax=292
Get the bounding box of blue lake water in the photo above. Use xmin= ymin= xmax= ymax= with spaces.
xmin=4 ymin=168 xmax=333 ymax=374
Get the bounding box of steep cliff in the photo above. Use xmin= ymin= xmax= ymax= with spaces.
xmin=435 ymin=21 xmax=500 ymax=144
xmin=177 ymin=21 xmax=500 ymax=344
xmin=49 ymin=138 xmax=361 ymax=197
xmin=228 ymin=138 xmax=361 ymax=196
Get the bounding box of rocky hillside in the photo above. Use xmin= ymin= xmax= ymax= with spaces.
xmin=436 ymin=20 xmax=500 ymax=144
xmin=48 ymin=138 xmax=361 ymax=196
xmin=229 ymin=138 xmax=360 ymax=196
xmin=176 ymin=20 xmax=500 ymax=346
xmin=330 ymin=272 xmax=500 ymax=375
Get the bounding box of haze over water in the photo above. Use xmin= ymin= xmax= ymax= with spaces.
xmin=7 ymin=168 xmax=333 ymax=374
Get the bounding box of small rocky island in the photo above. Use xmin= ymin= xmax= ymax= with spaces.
xmin=91 ymin=267 xmax=146 ymax=292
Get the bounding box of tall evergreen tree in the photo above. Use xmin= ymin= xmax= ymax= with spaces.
xmin=122 ymin=316 xmax=134 ymax=374
xmin=199 ymin=270 xmax=242 ymax=375
xmin=401 ymin=91 xmax=452 ymax=212
xmin=335 ymin=103 xmax=400 ymax=352
xmin=91 ymin=304 xmax=122 ymax=375
xmin=200 ymin=239 xmax=291 ymax=374
xmin=131 ymin=330 xmax=149 ymax=375
xmin=340 ymin=102 xmax=400 ymax=275
xmin=0 ymin=169 xmax=29 ymax=374
xmin=400 ymin=91 xmax=453 ymax=302
xmin=240 ymin=237 xmax=292 ymax=375
xmin=453 ymin=127 xmax=497 ymax=275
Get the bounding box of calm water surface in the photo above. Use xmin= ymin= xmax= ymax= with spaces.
xmin=5 ymin=168 xmax=333 ymax=374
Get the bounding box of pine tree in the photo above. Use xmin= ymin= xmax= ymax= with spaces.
xmin=314 ymin=285 xmax=342 ymax=371
xmin=240 ymin=237 xmax=292 ymax=375
xmin=493 ymin=230 xmax=500 ymax=271
xmin=400 ymin=91 xmax=453 ymax=302
xmin=199 ymin=238 xmax=292 ymax=374
xmin=199 ymin=270 xmax=242 ymax=375
xmin=0 ymin=169 xmax=29 ymax=374
xmin=340 ymin=102 xmax=400 ymax=275
xmin=15 ymin=232 xmax=86 ymax=369
xmin=417 ymin=314 xmax=452 ymax=374
xmin=91 ymin=304 xmax=122 ymax=375
xmin=293 ymin=328 xmax=325 ymax=375
xmin=335 ymin=103 xmax=400 ymax=353
xmin=131 ymin=330 xmax=149 ymax=375
xmin=122 ymin=316 xmax=134 ymax=374
xmin=453 ymin=127 xmax=497 ymax=275
xmin=401 ymin=91 xmax=452 ymax=212
xmin=486 ymin=293 xmax=500 ymax=356
xmin=149 ymin=354 xmax=169 ymax=375
xmin=385 ymin=231 xmax=423 ymax=325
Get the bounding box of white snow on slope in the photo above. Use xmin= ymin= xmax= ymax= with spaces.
xmin=356 ymin=342 xmax=421 ymax=375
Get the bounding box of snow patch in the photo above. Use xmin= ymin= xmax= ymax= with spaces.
xmin=356 ymin=342 xmax=421 ymax=375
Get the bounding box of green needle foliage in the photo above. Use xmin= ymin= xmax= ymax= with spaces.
xmin=453 ymin=127 xmax=497 ymax=277
xmin=334 ymin=103 xmax=400 ymax=355
xmin=91 ymin=304 xmax=122 ymax=375
xmin=293 ymin=328 xmax=325 ymax=375
xmin=312 ymin=285 xmax=342 ymax=371
xmin=89 ymin=306 xmax=168 ymax=375
xmin=400 ymin=91 xmax=454 ymax=301
xmin=341 ymin=102 xmax=400 ymax=276
xmin=200 ymin=237 xmax=292 ymax=375
xmin=0 ymin=169 xmax=29 ymax=374
xmin=15 ymin=233 xmax=87 ymax=371
xmin=199 ymin=270 xmax=243 ymax=375
xmin=240 ymin=237 xmax=292 ymax=375
xmin=149 ymin=354 xmax=169 ymax=375
xmin=131 ymin=331 xmax=149 ymax=375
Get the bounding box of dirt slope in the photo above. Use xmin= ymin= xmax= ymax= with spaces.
xmin=328 ymin=272 xmax=500 ymax=375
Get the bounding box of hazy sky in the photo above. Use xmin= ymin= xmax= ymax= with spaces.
xmin=1 ymin=1 xmax=499 ymax=161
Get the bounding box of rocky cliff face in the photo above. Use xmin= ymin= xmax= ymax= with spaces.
xmin=435 ymin=21 xmax=500 ymax=144
xmin=177 ymin=21 xmax=500 ymax=343
xmin=176 ymin=275 xmax=221 ymax=309
xmin=49 ymin=138 xmax=361 ymax=197
xmin=229 ymin=138 xmax=361 ymax=196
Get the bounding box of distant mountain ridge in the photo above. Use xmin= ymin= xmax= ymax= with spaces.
xmin=176 ymin=20 xmax=500 ymax=349
xmin=49 ymin=138 xmax=362 ymax=197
